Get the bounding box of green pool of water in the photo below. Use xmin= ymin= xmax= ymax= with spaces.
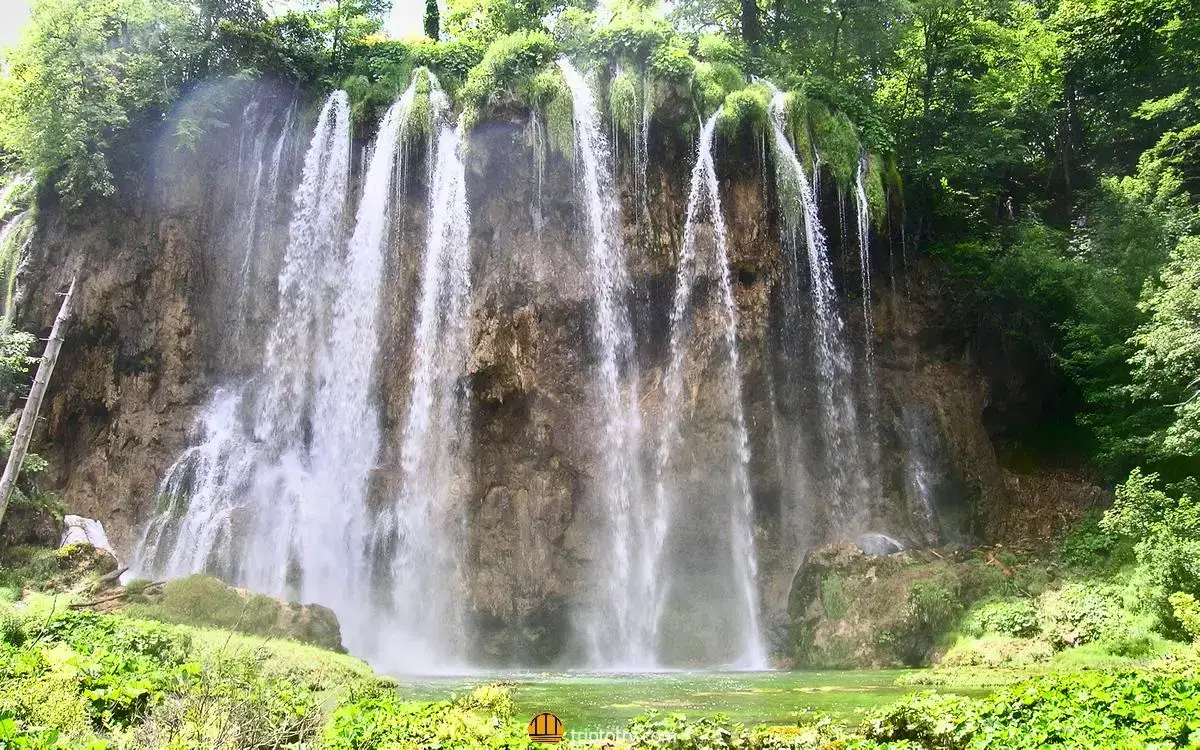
xmin=394 ymin=670 xmax=982 ymax=738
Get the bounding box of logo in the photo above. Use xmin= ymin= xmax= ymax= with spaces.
xmin=527 ymin=712 xmax=565 ymax=744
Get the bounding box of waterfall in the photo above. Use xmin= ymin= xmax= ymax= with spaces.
xmin=0 ymin=174 xmax=33 ymax=321
xmin=854 ymin=155 xmax=874 ymax=369
xmin=254 ymin=92 xmax=352 ymax=449
xmin=136 ymin=90 xmax=354 ymax=582
xmin=558 ymin=58 xmax=656 ymax=668
xmin=378 ymin=110 xmax=474 ymax=672
xmin=764 ymin=85 xmax=870 ymax=535
xmin=655 ymin=110 xmax=766 ymax=669
xmin=235 ymin=103 xmax=296 ymax=331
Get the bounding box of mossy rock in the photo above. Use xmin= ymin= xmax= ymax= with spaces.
xmin=124 ymin=574 xmax=345 ymax=652
xmin=0 ymin=493 xmax=64 ymax=562
xmin=788 ymin=542 xmax=984 ymax=668
xmin=1 ymin=542 xmax=116 ymax=594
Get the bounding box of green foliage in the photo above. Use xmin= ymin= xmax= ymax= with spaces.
xmin=1103 ymin=469 xmax=1200 ymax=638
xmin=121 ymin=574 xmax=344 ymax=650
xmin=819 ymin=575 xmax=846 ymax=620
xmin=0 ymin=328 xmax=36 ymax=399
xmin=807 ymin=100 xmax=858 ymax=188
xmin=588 ymin=4 xmax=673 ymax=62
xmin=321 ymin=691 xmax=535 ymax=749
xmin=0 ymin=604 xmax=535 ymax=749
xmin=1060 ymin=512 xmax=1121 ymax=569
xmin=716 ymin=85 xmax=768 ymax=139
xmin=963 ymin=599 xmax=1039 ymax=638
xmin=550 ymin=7 xmax=595 ymax=52
xmin=1037 ymin=582 xmax=1126 ymax=650
xmin=692 ymin=61 xmax=744 ymax=118
xmin=648 ymin=38 xmax=694 ymax=82
xmin=1169 ymin=592 xmax=1200 ymax=643
xmin=609 ymin=70 xmax=640 ymax=136
xmin=864 ymin=670 xmax=1200 ymax=749
xmin=695 ymin=34 xmax=743 ymax=65
xmin=459 ymin=30 xmax=558 ymax=127
xmin=877 ymin=580 xmax=963 ymax=666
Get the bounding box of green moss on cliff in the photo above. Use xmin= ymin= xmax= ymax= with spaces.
xmin=716 ymin=84 xmax=769 ymax=139
xmin=693 ymin=61 xmax=745 ymax=119
xmin=609 ymin=70 xmax=640 ymax=136
xmin=459 ymin=30 xmax=558 ymax=129
xmin=808 ymin=100 xmax=859 ymax=188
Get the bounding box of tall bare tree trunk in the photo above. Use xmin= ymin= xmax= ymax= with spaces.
xmin=741 ymin=0 xmax=761 ymax=54
xmin=0 ymin=277 xmax=76 ymax=534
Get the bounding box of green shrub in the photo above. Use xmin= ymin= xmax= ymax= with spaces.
xmin=322 ymin=693 xmax=534 ymax=750
xmin=588 ymin=9 xmax=672 ymax=61
xmin=1169 ymin=591 xmax=1200 ymax=642
xmin=962 ymin=599 xmax=1039 ymax=638
xmin=939 ymin=634 xmax=1052 ymax=668
xmin=459 ymin=30 xmax=558 ymax=126
xmin=695 ymin=34 xmax=743 ymax=65
xmin=808 ymin=100 xmax=859 ymax=188
xmin=0 ymin=611 xmax=26 ymax=646
xmin=1101 ymin=631 xmax=1156 ymax=658
xmin=862 ymin=691 xmax=978 ymax=748
xmin=878 ymin=581 xmax=963 ymax=666
xmin=716 ymin=86 xmax=769 ymax=138
xmin=551 ymin=7 xmax=594 ymax=51
xmin=649 ymin=39 xmax=694 ymax=82
xmin=609 ymin=70 xmax=640 ymax=136
xmin=1103 ymin=469 xmax=1200 ymax=638
xmin=1061 ymin=512 xmax=1121 ymax=568
xmin=1037 ymin=582 xmax=1126 ymax=649
xmin=692 ymin=61 xmax=744 ymax=118
xmin=865 ymin=671 xmax=1200 ymax=749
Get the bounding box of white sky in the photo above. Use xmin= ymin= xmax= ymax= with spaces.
xmin=0 ymin=0 xmax=426 ymax=50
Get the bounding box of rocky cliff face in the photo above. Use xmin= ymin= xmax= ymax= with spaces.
xmin=12 ymin=83 xmax=1097 ymax=665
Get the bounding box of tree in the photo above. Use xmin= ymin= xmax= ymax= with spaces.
xmin=0 ymin=278 xmax=74 ymax=535
xmin=425 ymin=0 xmax=441 ymax=39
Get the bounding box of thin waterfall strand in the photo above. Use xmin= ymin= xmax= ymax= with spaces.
xmin=558 ymin=58 xmax=654 ymax=668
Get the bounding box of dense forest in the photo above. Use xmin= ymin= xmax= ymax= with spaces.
xmin=1 ymin=0 xmax=1199 ymax=747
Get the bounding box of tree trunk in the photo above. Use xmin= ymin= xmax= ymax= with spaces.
xmin=0 ymin=277 xmax=76 ymax=535
xmin=740 ymin=0 xmax=761 ymax=53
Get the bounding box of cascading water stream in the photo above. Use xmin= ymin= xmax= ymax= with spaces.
xmin=235 ymin=104 xmax=296 ymax=330
xmin=558 ymin=58 xmax=656 ymax=668
xmin=764 ymin=85 xmax=870 ymax=535
xmin=654 ymin=110 xmax=766 ymax=669
xmin=854 ymin=155 xmax=875 ymax=370
xmin=379 ymin=102 xmax=475 ymax=672
xmin=137 ymin=91 xmax=354 ymax=585
xmin=254 ymin=92 xmax=352 ymax=450
xmin=135 ymin=81 xmax=454 ymax=667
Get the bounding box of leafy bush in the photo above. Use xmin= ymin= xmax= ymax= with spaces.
xmin=459 ymin=30 xmax=558 ymax=126
xmin=864 ymin=671 xmax=1200 ymax=749
xmin=1061 ymin=512 xmax=1120 ymax=568
xmin=693 ymin=61 xmax=744 ymax=118
xmin=648 ymin=38 xmax=694 ymax=82
xmin=716 ymin=86 xmax=769 ymax=138
xmin=1037 ymin=582 xmax=1126 ymax=649
xmin=1103 ymin=469 xmax=1200 ymax=638
xmin=609 ymin=71 xmax=640 ymax=135
xmin=877 ymin=581 xmax=963 ymax=666
xmin=963 ymin=599 xmax=1039 ymax=638
xmin=322 ymin=692 xmax=534 ymax=750
xmin=808 ymin=100 xmax=859 ymax=188
xmin=1169 ymin=591 xmax=1200 ymax=642
xmin=696 ymin=34 xmax=743 ymax=65
xmin=588 ymin=7 xmax=673 ymax=62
